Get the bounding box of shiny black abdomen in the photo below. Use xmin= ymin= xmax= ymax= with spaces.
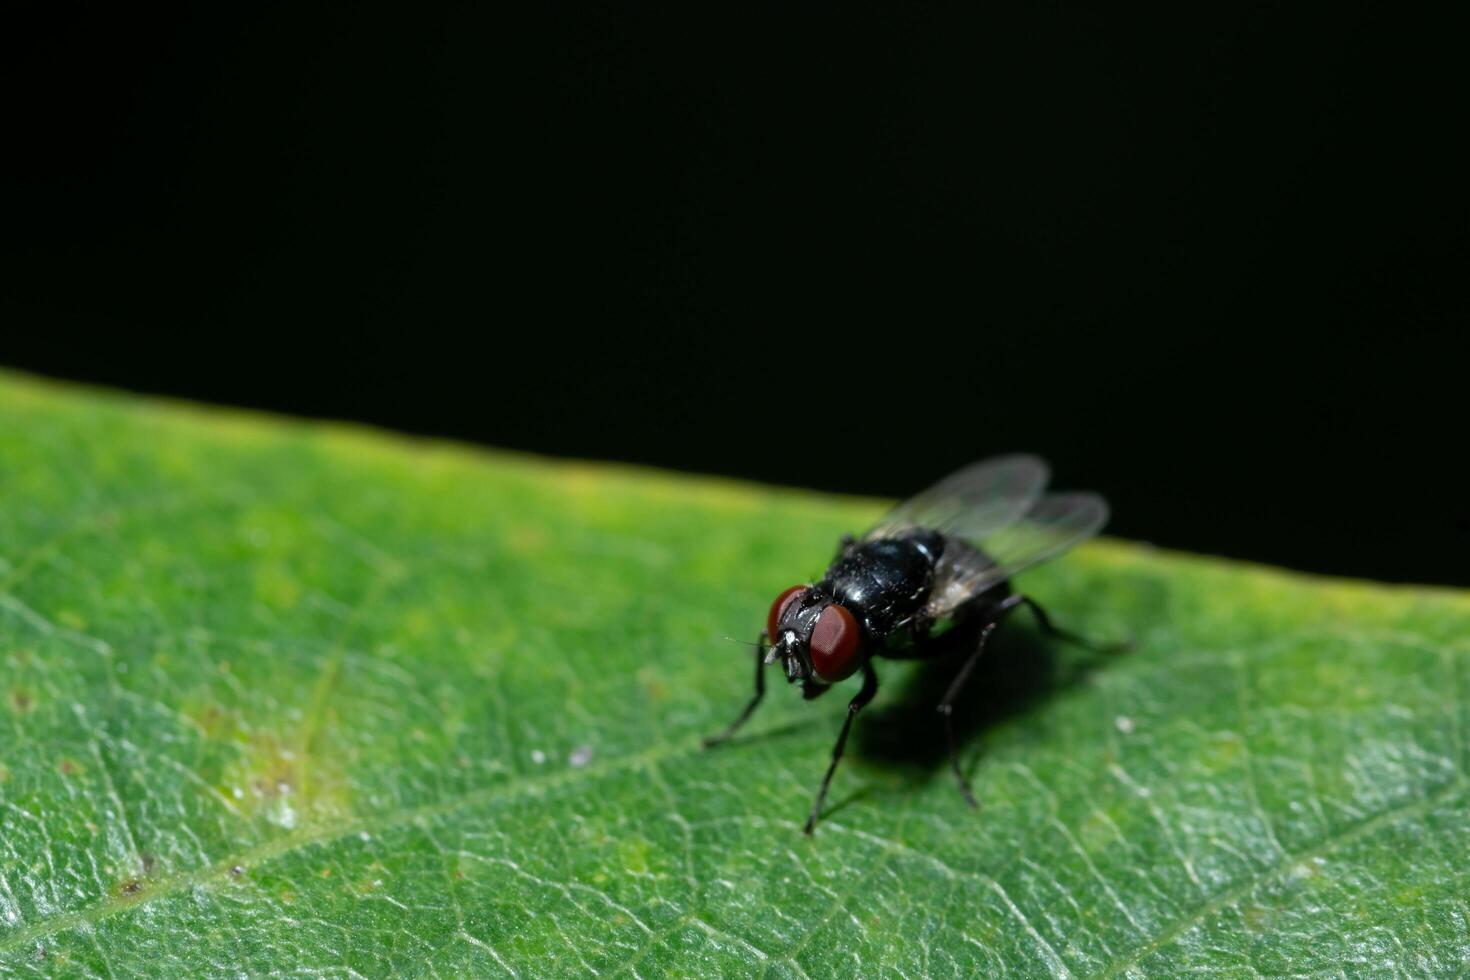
xmin=818 ymin=530 xmax=944 ymax=638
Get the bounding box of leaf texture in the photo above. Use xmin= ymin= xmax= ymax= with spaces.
xmin=2 ymin=372 xmax=1467 ymax=977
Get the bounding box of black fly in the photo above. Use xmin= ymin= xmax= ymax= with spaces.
xmin=703 ymin=455 xmax=1114 ymax=834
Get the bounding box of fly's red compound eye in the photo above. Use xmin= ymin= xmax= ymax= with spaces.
xmin=810 ymin=603 xmax=861 ymax=682
xmin=767 ymin=585 xmax=805 ymax=641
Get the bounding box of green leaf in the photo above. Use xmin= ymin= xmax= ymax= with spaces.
xmin=2 ymin=370 xmax=1467 ymax=977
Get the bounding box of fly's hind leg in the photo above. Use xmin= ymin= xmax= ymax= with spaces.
xmin=938 ymin=593 xmax=1125 ymax=808
xmin=703 ymin=631 xmax=769 ymax=748
xmin=1020 ymin=595 xmax=1129 ymax=654
xmin=937 ymin=594 xmax=1025 ymax=807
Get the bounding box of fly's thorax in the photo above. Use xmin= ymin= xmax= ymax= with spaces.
xmin=820 ymin=534 xmax=940 ymax=638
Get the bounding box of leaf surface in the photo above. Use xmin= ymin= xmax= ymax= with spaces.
xmin=2 ymin=372 xmax=1467 ymax=977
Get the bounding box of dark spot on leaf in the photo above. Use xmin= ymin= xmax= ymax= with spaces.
xmin=637 ymin=667 xmax=668 ymax=701
xmin=230 ymin=865 xmax=245 ymax=877
xmin=140 ymin=853 xmax=157 ymax=874
xmin=251 ymin=773 xmax=295 ymax=799
xmin=116 ymin=877 xmax=144 ymax=896
xmin=58 ymin=758 xmax=82 ymax=776
xmin=453 ymin=869 xmax=465 ymax=880
xmin=10 ymin=688 xmax=33 ymax=712
xmin=193 ymin=702 xmax=228 ymax=735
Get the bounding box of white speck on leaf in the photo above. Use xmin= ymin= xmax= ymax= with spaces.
xmin=271 ymin=802 xmax=297 ymax=830
xmin=531 ymin=750 xmax=547 ymax=765
xmin=569 ymin=745 xmax=593 ymax=768
xmin=1115 ymin=715 xmax=1136 ymax=734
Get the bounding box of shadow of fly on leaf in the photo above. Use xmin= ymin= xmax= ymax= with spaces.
xmin=855 ymin=618 xmax=1115 ymax=774
xmin=703 ymin=455 xmax=1128 ymax=835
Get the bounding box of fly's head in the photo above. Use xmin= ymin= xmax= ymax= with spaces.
xmin=765 ymin=585 xmax=863 ymax=684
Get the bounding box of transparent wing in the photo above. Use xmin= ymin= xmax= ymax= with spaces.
xmin=864 ymin=454 xmax=1050 ymax=544
xmin=925 ymin=491 xmax=1109 ymax=618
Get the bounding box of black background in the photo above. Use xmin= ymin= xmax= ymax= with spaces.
xmin=4 ymin=2 xmax=1463 ymax=584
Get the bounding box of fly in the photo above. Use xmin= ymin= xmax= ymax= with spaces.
xmin=703 ymin=454 xmax=1116 ymax=834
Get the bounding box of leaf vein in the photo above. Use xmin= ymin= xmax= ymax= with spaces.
xmin=1097 ymin=776 xmax=1466 ymax=977
xmin=0 ymin=732 xmax=709 ymax=955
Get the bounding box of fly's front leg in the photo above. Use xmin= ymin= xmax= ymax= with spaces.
xmin=938 ymin=594 xmax=1024 ymax=807
xmin=803 ymin=660 xmax=879 ymax=835
xmin=703 ymin=631 xmax=768 ymax=748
